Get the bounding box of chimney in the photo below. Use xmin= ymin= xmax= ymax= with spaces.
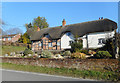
xmin=99 ymin=17 xmax=103 ymax=20
xmin=37 ymin=27 xmax=40 ymax=31
xmin=62 ymin=19 xmax=66 ymax=26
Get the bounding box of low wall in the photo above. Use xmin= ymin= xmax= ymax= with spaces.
xmin=2 ymin=57 xmax=119 ymax=71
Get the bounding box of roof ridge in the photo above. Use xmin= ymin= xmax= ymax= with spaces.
xmin=65 ymin=18 xmax=109 ymax=26
xmin=30 ymin=18 xmax=117 ymax=40
xmin=40 ymin=18 xmax=110 ymax=30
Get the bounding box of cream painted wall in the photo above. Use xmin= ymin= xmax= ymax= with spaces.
xmin=82 ymin=30 xmax=115 ymax=49
xmin=61 ymin=33 xmax=74 ymax=49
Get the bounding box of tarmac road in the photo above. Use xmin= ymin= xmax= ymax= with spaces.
xmin=1 ymin=69 xmax=96 ymax=81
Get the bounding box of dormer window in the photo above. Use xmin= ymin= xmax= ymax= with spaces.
xmin=45 ymin=34 xmax=49 ymax=38
xmin=66 ymin=32 xmax=71 ymax=36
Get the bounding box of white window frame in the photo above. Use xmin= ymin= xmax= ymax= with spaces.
xmin=98 ymin=38 xmax=106 ymax=45
xmin=57 ymin=41 xmax=60 ymax=46
xmin=8 ymin=37 xmax=11 ymax=40
xmin=48 ymin=42 xmax=52 ymax=47
xmin=3 ymin=38 xmax=6 ymax=41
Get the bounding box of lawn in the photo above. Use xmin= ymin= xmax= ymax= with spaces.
xmin=0 ymin=62 xmax=119 ymax=81
xmin=1 ymin=45 xmax=26 ymax=56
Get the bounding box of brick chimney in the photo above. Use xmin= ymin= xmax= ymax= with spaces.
xmin=62 ymin=19 xmax=66 ymax=26
xmin=37 ymin=27 xmax=40 ymax=31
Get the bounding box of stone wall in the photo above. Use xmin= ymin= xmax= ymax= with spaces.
xmin=2 ymin=57 xmax=119 ymax=72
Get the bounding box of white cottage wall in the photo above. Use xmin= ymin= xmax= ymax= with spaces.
xmin=61 ymin=33 xmax=74 ymax=49
xmin=82 ymin=30 xmax=115 ymax=49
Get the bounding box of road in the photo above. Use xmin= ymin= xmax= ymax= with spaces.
xmin=1 ymin=69 xmax=96 ymax=81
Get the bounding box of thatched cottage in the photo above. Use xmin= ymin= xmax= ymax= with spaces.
xmin=28 ymin=18 xmax=117 ymax=51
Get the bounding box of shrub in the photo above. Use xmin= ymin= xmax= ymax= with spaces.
xmin=23 ymin=49 xmax=33 ymax=55
xmin=97 ymin=39 xmax=115 ymax=58
xmin=94 ymin=51 xmax=112 ymax=59
xmin=7 ymin=52 xmax=10 ymax=56
xmin=41 ymin=50 xmax=53 ymax=58
xmin=88 ymin=50 xmax=96 ymax=55
xmin=70 ymin=39 xmax=83 ymax=52
xmin=71 ymin=52 xmax=86 ymax=59
xmin=79 ymin=50 xmax=89 ymax=55
xmin=62 ymin=51 xmax=71 ymax=56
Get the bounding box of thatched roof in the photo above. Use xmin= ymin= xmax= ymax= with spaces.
xmin=29 ymin=18 xmax=117 ymax=41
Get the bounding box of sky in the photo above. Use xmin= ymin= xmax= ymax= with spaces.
xmin=2 ymin=2 xmax=118 ymax=33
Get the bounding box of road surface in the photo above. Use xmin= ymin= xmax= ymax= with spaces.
xmin=1 ymin=69 xmax=96 ymax=81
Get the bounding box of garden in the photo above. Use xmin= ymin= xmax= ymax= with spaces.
xmin=1 ymin=37 xmax=120 ymax=82
xmin=2 ymin=37 xmax=118 ymax=60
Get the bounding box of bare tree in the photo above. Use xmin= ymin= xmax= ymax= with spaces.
xmin=6 ymin=28 xmax=23 ymax=35
xmin=0 ymin=18 xmax=5 ymax=25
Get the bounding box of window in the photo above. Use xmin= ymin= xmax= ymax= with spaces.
xmin=66 ymin=32 xmax=71 ymax=36
xmin=69 ymin=40 xmax=74 ymax=45
xmin=3 ymin=38 xmax=6 ymax=41
xmin=98 ymin=38 xmax=106 ymax=45
xmin=48 ymin=42 xmax=52 ymax=47
xmin=41 ymin=41 xmax=43 ymax=48
xmin=38 ymin=43 xmax=41 ymax=46
xmin=8 ymin=37 xmax=11 ymax=40
xmin=45 ymin=34 xmax=49 ymax=38
xmin=57 ymin=41 xmax=60 ymax=46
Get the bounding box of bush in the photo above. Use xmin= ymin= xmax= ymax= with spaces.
xmin=41 ymin=50 xmax=53 ymax=58
xmin=7 ymin=52 xmax=10 ymax=56
xmin=70 ymin=39 xmax=83 ymax=52
xmin=71 ymin=52 xmax=86 ymax=59
xmin=88 ymin=50 xmax=96 ymax=55
xmin=94 ymin=51 xmax=112 ymax=59
xmin=79 ymin=50 xmax=89 ymax=55
xmin=97 ymin=39 xmax=115 ymax=58
xmin=23 ymin=49 xmax=33 ymax=55
xmin=62 ymin=51 xmax=71 ymax=56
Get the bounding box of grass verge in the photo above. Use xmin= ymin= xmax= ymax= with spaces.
xmin=1 ymin=62 xmax=119 ymax=81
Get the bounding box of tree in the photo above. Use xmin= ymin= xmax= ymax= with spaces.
xmin=25 ymin=16 xmax=49 ymax=31
xmin=18 ymin=32 xmax=31 ymax=44
xmin=0 ymin=19 xmax=7 ymax=35
xmin=0 ymin=29 xmax=7 ymax=35
xmin=33 ymin=16 xmax=49 ymax=29
xmin=0 ymin=18 xmax=5 ymax=25
xmin=6 ymin=28 xmax=23 ymax=35
xmin=22 ymin=16 xmax=49 ymax=44
xmin=25 ymin=23 xmax=32 ymax=31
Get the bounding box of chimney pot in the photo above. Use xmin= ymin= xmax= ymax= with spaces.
xmin=62 ymin=19 xmax=66 ymax=26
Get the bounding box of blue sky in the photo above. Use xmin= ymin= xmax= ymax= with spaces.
xmin=2 ymin=2 xmax=118 ymax=33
